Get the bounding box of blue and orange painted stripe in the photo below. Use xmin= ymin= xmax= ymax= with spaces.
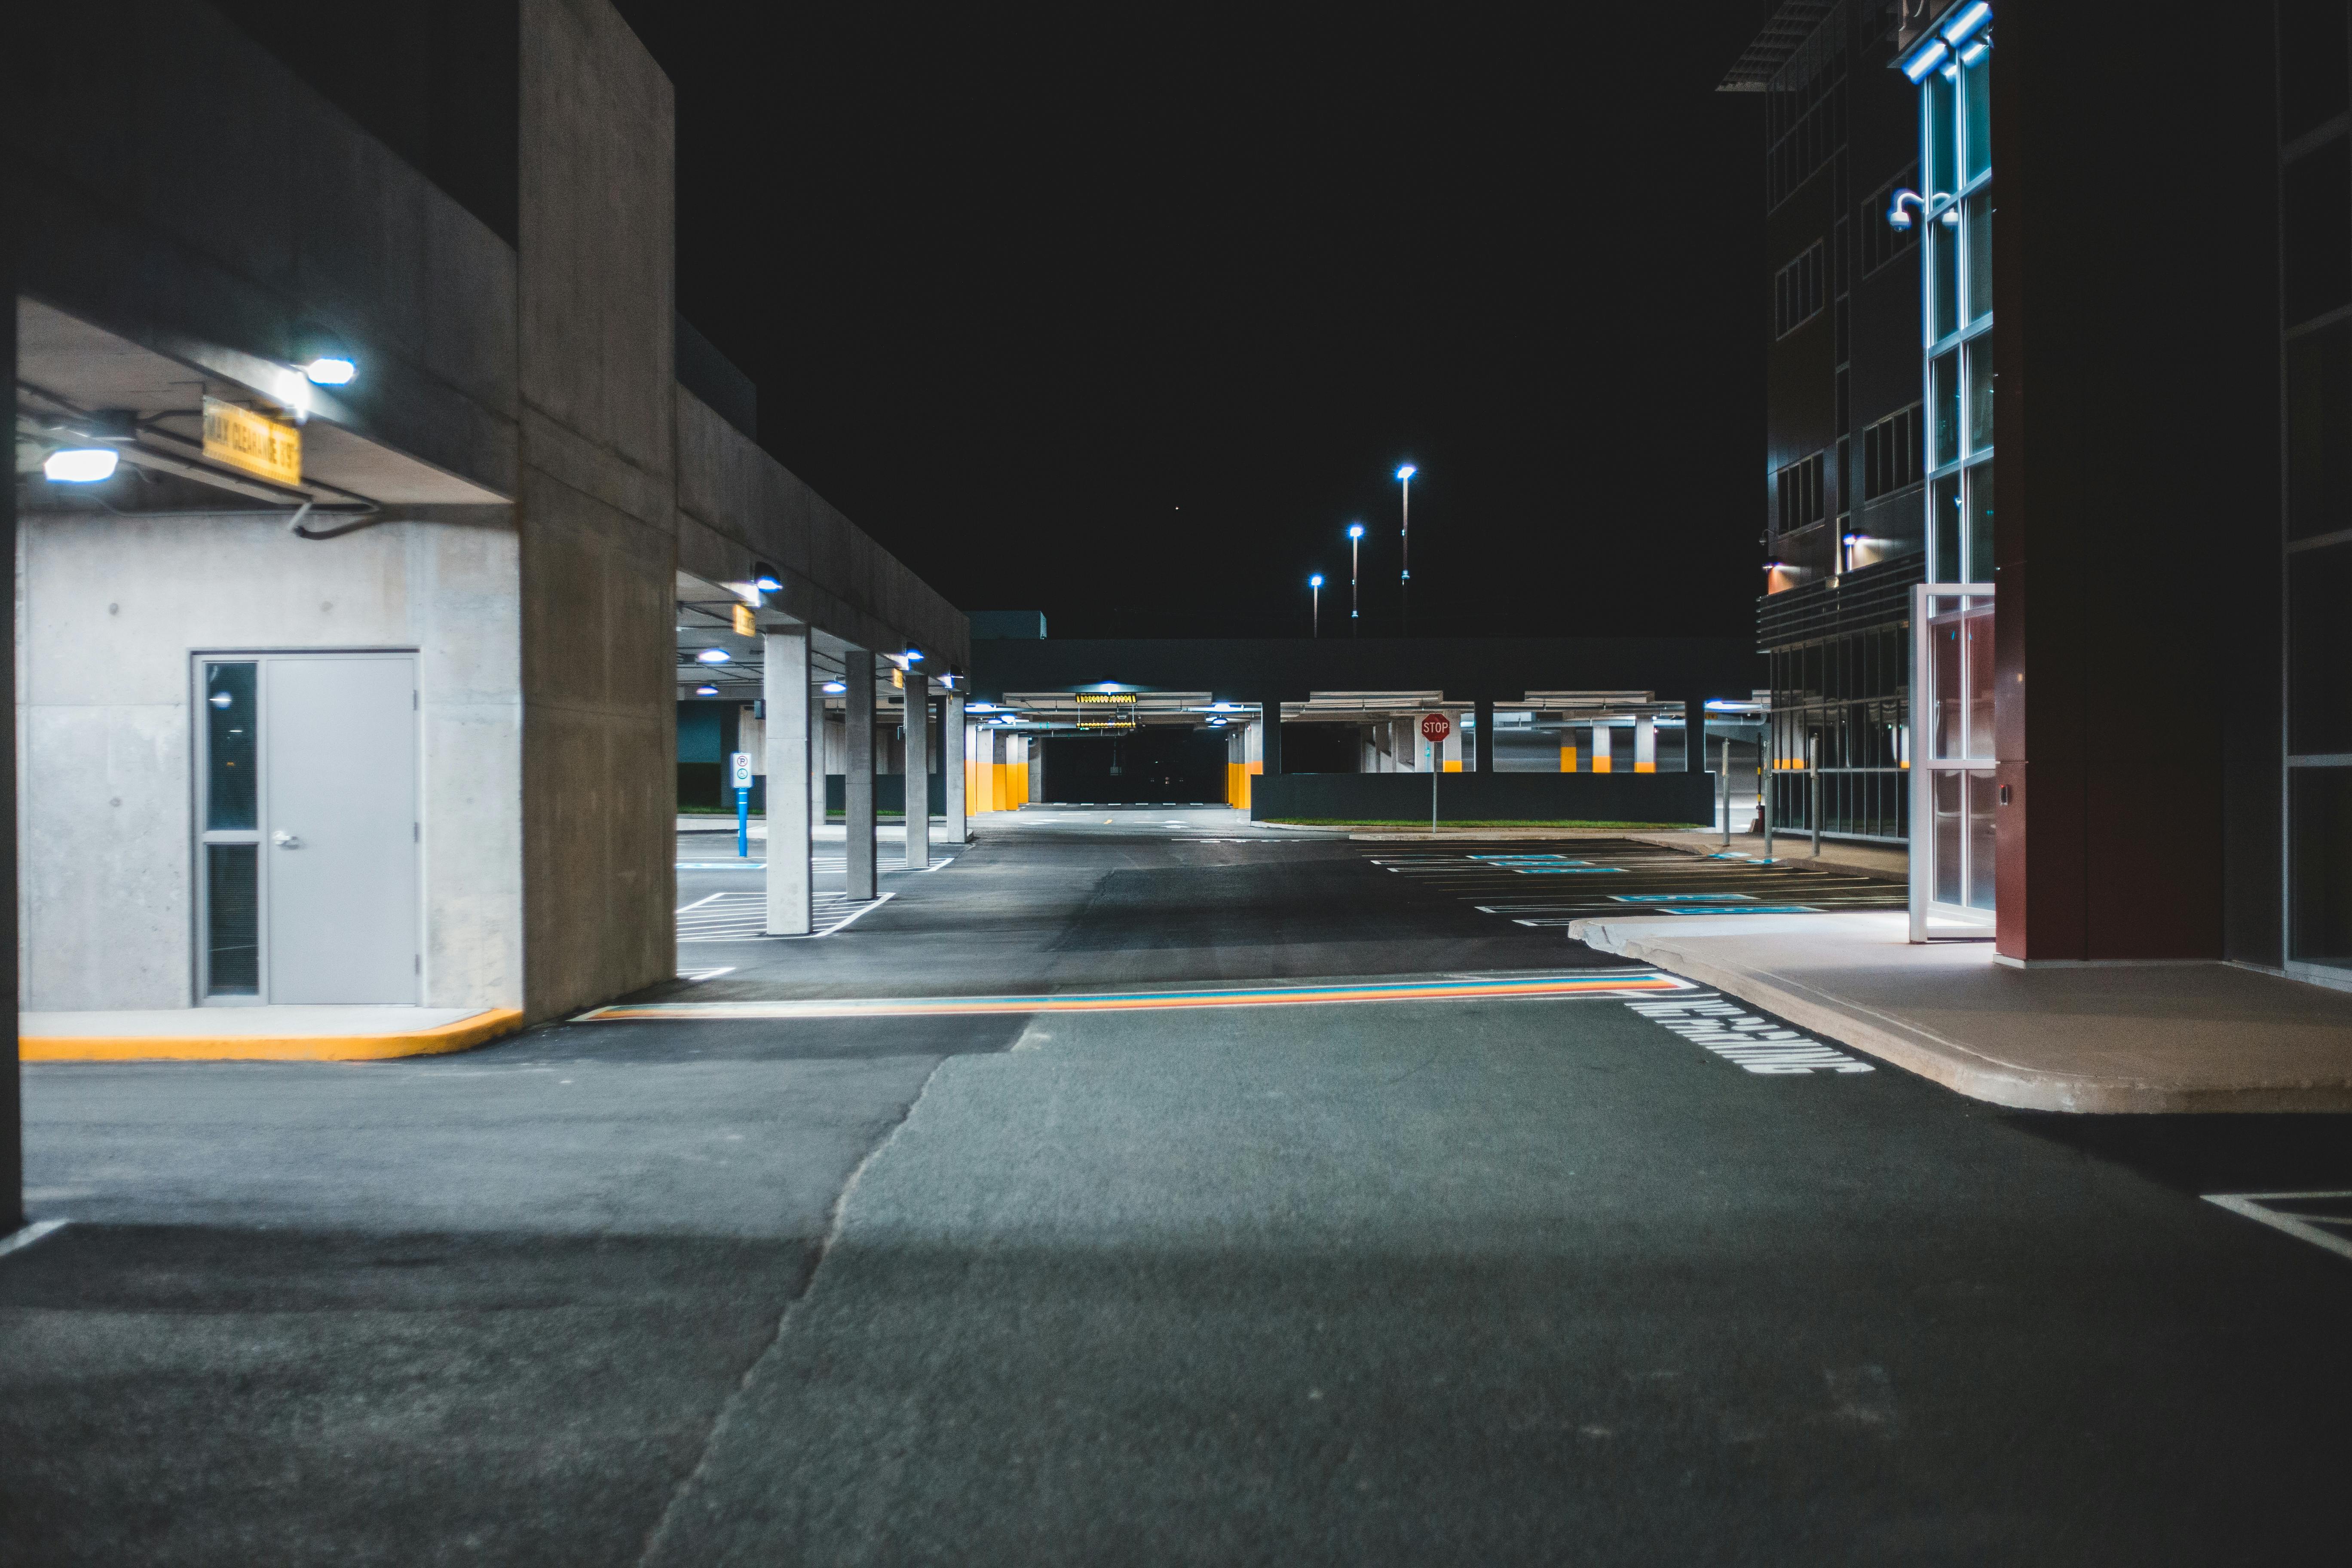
xmin=577 ymin=971 xmax=1690 ymax=1023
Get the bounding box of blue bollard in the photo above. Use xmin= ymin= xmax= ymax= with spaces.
xmin=736 ymin=787 xmax=750 ymax=858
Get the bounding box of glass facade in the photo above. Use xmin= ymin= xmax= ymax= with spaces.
xmin=1921 ymin=28 xmax=1994 ymax=583
xmin=2281 ymin=0 xmax=2352 ymax=979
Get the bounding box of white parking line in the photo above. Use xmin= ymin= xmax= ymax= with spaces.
xmin=2204 ymin=1192 xmax=2352 ymax=1262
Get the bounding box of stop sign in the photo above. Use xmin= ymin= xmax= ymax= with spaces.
xmin=1420 ymin=712 xmax=1452 ymax=743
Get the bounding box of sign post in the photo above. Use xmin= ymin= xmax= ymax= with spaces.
xmin=730 ymin=750 xmax=754 ymax=858
xmin=1419 ymin=712 xmax=1452 ymax=835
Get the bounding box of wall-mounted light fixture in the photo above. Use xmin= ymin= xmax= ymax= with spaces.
xmin=42 ymin=448 xmax=119 ymax=483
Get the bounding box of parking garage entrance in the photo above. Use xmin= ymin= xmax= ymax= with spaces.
xmin=1039 ymin=729 xmax=1228 ymax=804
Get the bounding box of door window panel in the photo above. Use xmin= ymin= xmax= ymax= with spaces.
xmin=205 ymin=844 xmax=260 ymax=996
xmin=1967 ymin=770 xmax=1998 ymax=910
xmin=204 ymin=662 xmax=257 ymax=830
xmin=1933 ymin=769 xmax=1963 ymax=905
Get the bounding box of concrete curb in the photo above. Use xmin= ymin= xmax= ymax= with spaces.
xmin=20 ymin=1007 xmax=526 ymax=1063
xmin=1566 ymin=920 xmax=2352 ymax=1113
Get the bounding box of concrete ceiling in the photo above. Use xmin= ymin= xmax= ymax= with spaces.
xmin=15 ymin=298 xmax=506 ymax=508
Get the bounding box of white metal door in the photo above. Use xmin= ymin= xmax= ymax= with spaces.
xmin=1909 ymin=584 xmax=1996 ymax=940
xmin=261 ymin=656 xmax=419 ymax=1002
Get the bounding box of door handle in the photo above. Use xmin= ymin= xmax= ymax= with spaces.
xmin=272 ymin=830 xmax=302 ymax=848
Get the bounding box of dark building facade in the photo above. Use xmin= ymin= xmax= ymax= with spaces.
xmin=1727 ymin=1 xmax=1934 ymax=848
xmin=1731 ymin=0 xmax=2306 ymax=977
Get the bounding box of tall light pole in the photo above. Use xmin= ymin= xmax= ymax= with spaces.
xmin=1309 ymin=573 xmax=1324 ymax=637
xmin=1347 ymin=524 xmax=1365 ymax=635
xmin=1395 ymin=464 xmax=1416 ymax=633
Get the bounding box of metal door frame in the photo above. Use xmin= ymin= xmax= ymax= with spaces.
xmin=190 ymin=649 xmax=421 ymax=1004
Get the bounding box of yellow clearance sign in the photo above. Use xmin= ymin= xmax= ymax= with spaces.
xmin=202 ymin=397 xmax=302 ymax=487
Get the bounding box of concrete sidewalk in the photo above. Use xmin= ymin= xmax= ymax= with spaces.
xmin=1568 ymin=910 xmax=2352 ymax=1112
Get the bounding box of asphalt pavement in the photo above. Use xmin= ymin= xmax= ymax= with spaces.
xmin=7 ymin=805 xmax=2351 ymax=1564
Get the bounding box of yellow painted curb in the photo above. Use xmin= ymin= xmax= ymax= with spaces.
xmin=20 ymin=1008 xmax=526 ymax=1063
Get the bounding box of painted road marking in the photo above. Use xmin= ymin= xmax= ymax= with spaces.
xmin=1622 ymin=993 xmax=1873 ymax=1074
xmin=578 ymin=970 xmax=1695 ymax=1023
xmin=677 ymin=891 xmax=895 ymax=942
xmin=2204 ymin=1192 xmax=2352 ymax=1262
xmin=1660 ymin=903 xmax=1823 ymax=915
xmin=1613 ymin=893 xmax=1756 ymax=902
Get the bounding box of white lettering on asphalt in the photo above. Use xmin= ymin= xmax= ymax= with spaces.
xmin=1621 ymin=994 xmax=1873 ymax=1075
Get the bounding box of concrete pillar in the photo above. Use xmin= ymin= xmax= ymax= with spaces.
xmin=1262 ymin=702 xmax=1283 ymax=775
xmin=903 ymin=683 xmax=930 ymax=870
xmin=1474 ymin=695 xmax=1496 ymax=773
xmin=944 ymin=691 xmax=966 ymax=842
xmin=762 ymin=630 xmax=812 ymax=936
xmin=1592 ymin=724 xmax=1611 ymax=773
xmin=844 ymin=649 xmax=876 ymax=900
xmin=1635 ymin=715 xmax=1656 ymax=773
xmin=810 ymin=695 xmax=829 ymax=833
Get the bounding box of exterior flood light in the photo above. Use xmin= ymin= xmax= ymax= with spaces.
xmin=695 ymin=648 xmax=731 ymax=663
xmin=43 ymin=447 xmax=120 ymax=482
xmin=1940 ymin=2 xmax=1991 ymax=46
xmin=1901 ymin=37 xmax=1948 ymax=80
xmin=1309 ymin=573 xmax=1324 ymax=588
xmin=822 ymin=680 xmax=846 ymax=694
xmin=1395 ymin=464 xmax=1416 ymax=481
xmin=695 ymin=684 xmax=718 ymax=695
xmin=302 ymin=356 xmax=358 ymax=386
xmin=1347 ymin=523 xmax=1364 ymax=539
xmin=903 ymin=648 xmax=924 ymax=663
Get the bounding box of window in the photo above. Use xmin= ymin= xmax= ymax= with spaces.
xmin=1775 ymin=242 xmax=1826 ymax=338
xmin=1860 ymin=176 xmax=1920 ymax=276
xmin=1863 ymin=404 xmax=1923 ymax=499
xmin=1776 ymin=452 xmax=1825 ymax=536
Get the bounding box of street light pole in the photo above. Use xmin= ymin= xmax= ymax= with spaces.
xmin=1347 ymin=523 xmax=1365 ymax=636
xmin=1395 ymin=464 xmax=1416 ymax=634
xmin=1309 ymin=573 xmax=1323 ymax=637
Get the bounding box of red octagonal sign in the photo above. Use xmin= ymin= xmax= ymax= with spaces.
xmin=1419 ymin=712 xmax=1452 ymax=743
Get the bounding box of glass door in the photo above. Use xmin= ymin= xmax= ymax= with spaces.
xmin=1910 ymin=584 xmax=1996 ymax=938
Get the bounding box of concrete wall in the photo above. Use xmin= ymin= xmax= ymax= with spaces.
xmin=514 ymin=0 xmax=677 ymax=1020
xmin=16 ymin=511 xmax=523 ymax=1011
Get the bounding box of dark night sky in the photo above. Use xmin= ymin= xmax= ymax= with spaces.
xmin=615 ymin=2 xmax=1774 ymax=641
